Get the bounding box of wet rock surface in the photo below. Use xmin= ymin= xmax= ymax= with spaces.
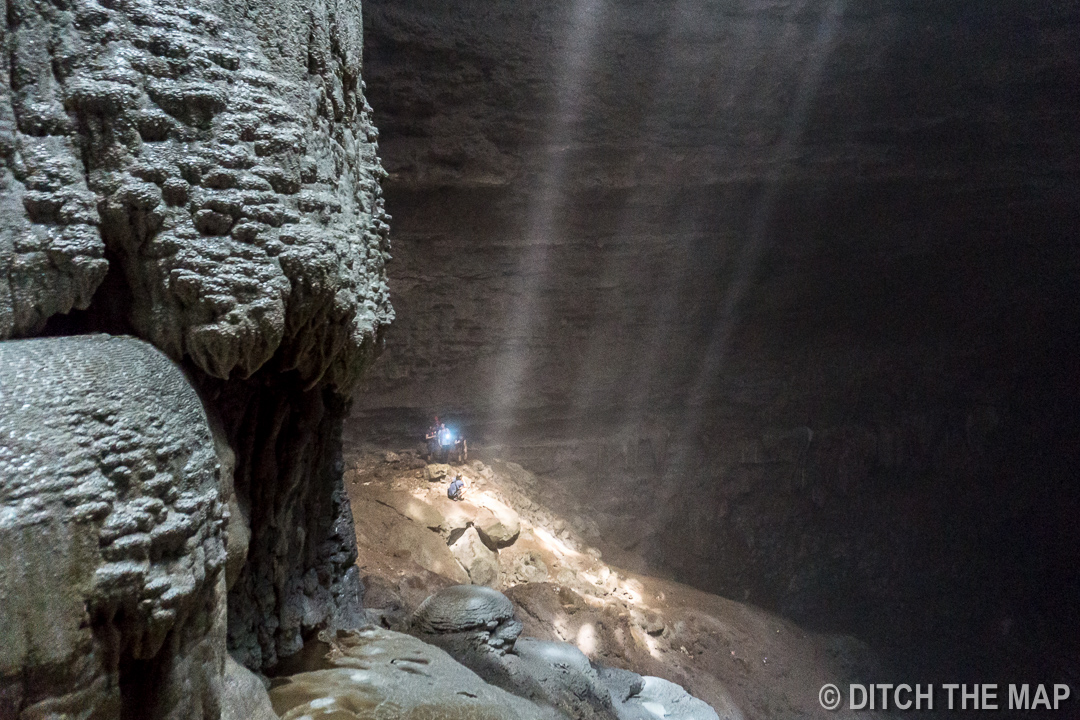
xmin=267 ymin=585 xmax=724 ymax=720
xmin=269 ymin=627 xmax=560 ymax=720
xmin=0 ymin=335 xmax=227 ymax=719
xmin=2 ymin=0 xmax=394 ymax=677
xmin=2 ymin=0 xmax=393 ymax=713
xmin=634 ymin=676 xmax=723 ymax=720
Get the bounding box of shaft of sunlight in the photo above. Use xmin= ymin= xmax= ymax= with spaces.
xmin=567 ymin=0 xmax=703 ymax=426
xmin=488 ymin=0 xmax=607 ymax=430
xmin=650 ymin=0 xmax=847 ymax=536
xmin=686 ymin=0 xmax=846 ymax=408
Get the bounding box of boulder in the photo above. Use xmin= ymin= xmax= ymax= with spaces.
xmin=409 ymin=587 xmax=621 ymax=720
xmin=359 ymin=575 xmax=409 ymax=631
xmin=430 ymin=497 xmax=480 ymax=539
xmin=405 ymin=587 xmax=721 ymax=720
xmin=450 ymin=527 xmax=501 ymax=587
xmin=353 ymin=496 xmax=469 ymax=584
xmin=515 ymin=638 xmax=595 ymax=678
xmin=222 ymin=656 xmax=278 ymax=720
xmin=422 ymin=631 xmax=623 ymax=720
xmin=410 ymin=585 xmax=524 ymax=662
xmin=630 ymin=610 xmax=666 ymax=637
xmin=511 ymin=550 xmax=550 ymax=584
xmin=426 ymin=493 xmax=521 ymax=547
xmin=394 ymin=524 xmax=471 ymax=585
xmin=412 ymin=585 xmax=519 ymax=637
xmin=511 ymin=638 xmax=622 ymax=718
xmin=474 ymin=497 xmax=521 ymax=548
xmin=596 ymin=667 xmax=646 ymax=704
xmin=426 ymin=463 xmax=452 ymax=481
xmin=370 ymin=488 xmax=446 ymax=529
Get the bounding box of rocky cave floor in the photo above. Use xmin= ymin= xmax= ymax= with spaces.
xmin=265 ymin=445 xmax=893 ymax=719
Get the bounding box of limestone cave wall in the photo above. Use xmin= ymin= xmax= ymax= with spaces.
xmin=352 ymin=0 xmax=1080 ymax=682
xmin=2 ymin=0 xmax=391 ymax=709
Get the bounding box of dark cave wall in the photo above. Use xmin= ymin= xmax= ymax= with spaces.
xmin=353 ymin=0 xmax=1080 ymax=680
xmin=356 ymin=0 xmax=1079 ymax=422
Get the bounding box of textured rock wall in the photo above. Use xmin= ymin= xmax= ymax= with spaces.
xmin=351 ymin=0 xmax=1080 ymax=681
xmin=3 ymin=0 xmax=391 ymax=387
xmin=0 ymin=336 xmax=227 ymax=719
xmin=1 ymin=0 xmax=392 ymax=674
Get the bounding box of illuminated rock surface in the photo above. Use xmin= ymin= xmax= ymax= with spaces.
xmin=269 ymin=600 xmax=725 ymax=720
xmin=448 ymin=527 xmax=500 ymax=587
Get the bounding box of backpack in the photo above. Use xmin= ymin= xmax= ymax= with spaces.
xmin=448 ymin=477 xmax=464 ymax=500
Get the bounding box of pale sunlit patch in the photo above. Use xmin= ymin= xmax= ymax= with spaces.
xmin=532 ymin=526 xmax=580 ymax=559
xmin=642 ymin=700 xmax=668 ymax=718
xmin=643 ymin=630 xmax=664 ymax=660
xmin=552 ymin=615 xmax=570 ymax=642
xmin=576 ymin=623 xmax=597 ymax=655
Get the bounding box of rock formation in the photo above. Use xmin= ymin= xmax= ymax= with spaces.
xmin=0 ymin=336 xmax=228 ymax=719
xmin=1 ymin=0 xmax=392 ymax=713
xmin=222 ymin=656 xmax=278 ymax=720
xmin=406 ymin=585 xmax=721 ymax=720
xmin=269 ymin=627 xmax=560 ymax=720
xmin=268 ymin=618 xmax=727 ymax=720
xmin=448 ymin=527 xmax=500 ymax=587
xmin=412 ymin=584 xmax=522 ymax=644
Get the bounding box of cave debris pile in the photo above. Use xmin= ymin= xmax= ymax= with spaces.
xmin=342 ymin=448 xmax=889 ymax=720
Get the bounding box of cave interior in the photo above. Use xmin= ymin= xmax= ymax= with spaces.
xmin=351 ymin=0 xmax=1080 ymax=690
xmin=0 ymin=0 xmax=1078 ymax=716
